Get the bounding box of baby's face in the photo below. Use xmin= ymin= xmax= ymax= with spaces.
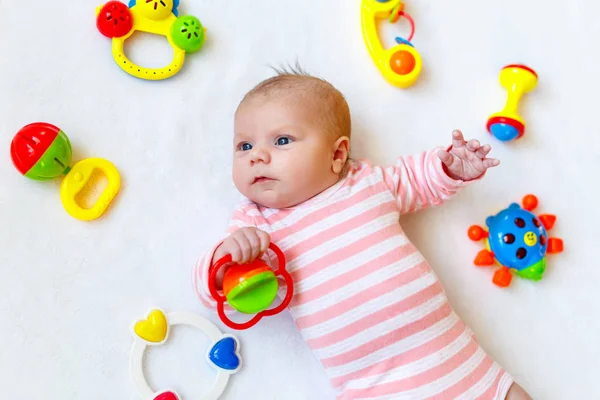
xmin=232 ymin=96 xmax=343 ymax=209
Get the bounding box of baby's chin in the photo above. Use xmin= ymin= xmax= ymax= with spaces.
xmin=242 ymin=187 xmax=306 ymax=209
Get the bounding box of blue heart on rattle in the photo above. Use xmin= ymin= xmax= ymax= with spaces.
xmin=209 ymin=337 xmax=240 ymax=371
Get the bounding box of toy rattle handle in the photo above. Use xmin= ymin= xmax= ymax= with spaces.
xmin=111 ymin=38 xmax=186 ymax=81
xmin=208 ymin=243 xmax=294 ymax=331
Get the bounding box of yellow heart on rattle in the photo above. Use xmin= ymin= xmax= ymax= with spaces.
xmin=134 ymin=309 xmax=168 ymax=343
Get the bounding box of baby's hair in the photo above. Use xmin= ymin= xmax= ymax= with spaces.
xmin=238 ymin=61 xmax=352 ymax=141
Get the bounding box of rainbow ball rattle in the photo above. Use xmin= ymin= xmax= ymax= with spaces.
xmin=95 ymin=0 xmax=206 ymax=81
xmin=486 ymin=64 xmax=538 ymax=142
xmin=209 ymin=243 xmax=294 ymax=330
xmin=361 ymin=0 xmax=422 ymax=88
xmin=10 ymin=122 xmax=121 ymax=221
xmin=468 ymin=194 xmax=563 ymax=288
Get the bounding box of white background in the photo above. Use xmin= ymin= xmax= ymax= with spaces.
xmin=1 ymin=0 xmax=598 ymax=398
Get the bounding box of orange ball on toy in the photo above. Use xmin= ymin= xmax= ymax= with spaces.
xmin=390 ymin=50 xmax=415 ymax=75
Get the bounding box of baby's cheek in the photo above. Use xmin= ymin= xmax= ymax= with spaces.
xmin=232 ymin=169 xmax=249 ymax=194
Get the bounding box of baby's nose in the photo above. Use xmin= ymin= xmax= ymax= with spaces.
xmin=250 ymin=147 xmax=271 ymax=164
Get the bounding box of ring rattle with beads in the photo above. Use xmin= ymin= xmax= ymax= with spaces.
xmin=130 ymin=308 xmax=241 ymax=400
xmin=361 ymin=0 xmax=422 ymax=88
xmin=96 ymin=0 xmax=206 ymax=80
xmin=10 ymin=122 xmax=121 ymax=221
xmin=209 ymin=243 xmax=294 ymax=330
xmin=486 ymin=64 xmax=538 ymax=142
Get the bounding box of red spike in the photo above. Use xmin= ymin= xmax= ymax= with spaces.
xmin=468 ymin=225 xmax=488 ymax=241
xmin=493 ymin=267 xmax=513 ymax=287
xmin=474 ymin=250 xmax=495 ymax=266
xmin=539 ymin=214 xmax=556 ymax=230
xmin=548 ymin=238 xmax=563 ymax=253
xmin=522 ymin=194 xmax=538 ymax=211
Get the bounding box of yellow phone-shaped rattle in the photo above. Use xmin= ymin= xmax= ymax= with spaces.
xmin=361 ymin=0 xmax=422 ymax=88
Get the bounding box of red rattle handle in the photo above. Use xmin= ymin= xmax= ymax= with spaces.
xmin=208 ymin=243 xmax=294 ymax=330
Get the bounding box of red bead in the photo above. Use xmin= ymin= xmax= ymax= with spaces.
xmin=97 ymin=1 xmax=134 ymax=39
xmin=468 ymin=225 xmax=487 ymax=241
xmin=522 ymin=194 xmax=538 ymax=211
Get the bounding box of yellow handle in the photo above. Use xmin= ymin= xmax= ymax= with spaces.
xmin=112 ymin=38 xmax=186 ymax=80
xmin=60 ymin=158 xmax=121 ymax=221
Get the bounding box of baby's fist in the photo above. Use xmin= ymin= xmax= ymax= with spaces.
xmin=214 ymin=227 xmax=271 ymax=265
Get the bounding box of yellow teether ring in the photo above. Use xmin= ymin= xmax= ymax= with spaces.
xmin=134 ymin=309 xmax=168 ymax=343
xmin=60 ymin=158 xmax=121 ymax=221
xmin=96 ymin=0 xmax=206 ymax=81
xmin=361 ymin=0 xmax=422 ymax=88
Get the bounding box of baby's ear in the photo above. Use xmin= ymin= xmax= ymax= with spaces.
xmin=332 ymin=136 xmax=350 ymax=174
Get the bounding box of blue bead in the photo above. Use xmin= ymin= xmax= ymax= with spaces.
xmin=395 ymin=37 xmax=414 ymax=47
xmin=209 ymin=337 xmax=240 ymax=371
xmin=490 ymin=123 xmax=519 ymax=141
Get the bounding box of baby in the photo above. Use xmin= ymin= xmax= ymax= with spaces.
xmin=193 ymin=68 xmax=532 ymax=399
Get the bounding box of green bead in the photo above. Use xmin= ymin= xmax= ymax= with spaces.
xmin=25 ymin=130 xmax=72 ymax=181
xmin=171 ymin=16 xmax=205 ymax=53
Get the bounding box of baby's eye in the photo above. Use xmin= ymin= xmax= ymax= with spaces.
xmin=239 ymin=142 xmax=253 ymax=151
xmin=275 ymin=136 xmax=293 ymax=146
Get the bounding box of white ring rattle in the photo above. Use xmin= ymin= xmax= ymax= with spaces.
xmin=130 ymin=309 xmax=242 ymax=400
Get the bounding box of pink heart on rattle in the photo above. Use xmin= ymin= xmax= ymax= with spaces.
xmin=154 ymin=391 xmax=179 ymax=400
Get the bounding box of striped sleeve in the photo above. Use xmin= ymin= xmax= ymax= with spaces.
xmin=381 ymin=147 xmax=480 ymax=214
xmin=192 ymin=204 xmax=258 ymax=310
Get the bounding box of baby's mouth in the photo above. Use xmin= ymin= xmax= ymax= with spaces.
xmin=252 ymin=176 xmax=274 ymax=184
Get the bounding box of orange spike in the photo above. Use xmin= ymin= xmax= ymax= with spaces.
xmin=522 ymin=194 xmax=538 ymax=211
xmin=538 ymin=214 xmax=556 ymax=230
xmin=474 ymin=250 xmax=495 ymax=266
xmin=548 ymin=238 xmax=563 ymax=253
xmin=493 ymin=267 xmax=513 ymax=287
xmin=468 ymin=225 xmax=488 ymax=241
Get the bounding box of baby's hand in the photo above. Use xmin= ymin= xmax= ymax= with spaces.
xmin=214 ymin=227 xmax=271 ymax=264
xmin=211 ymin=227 xmax=271 ymax=289
xmin=437 ymin=130 xmax=500 ymax=181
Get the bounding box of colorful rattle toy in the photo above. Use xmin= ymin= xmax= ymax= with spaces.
xmin=486 ymin=64 xmax=538 ymax=142
xmin=361 ymin=0 xmax=422 ymax=88
xmin=130 ymin=308 xmax=241 ymax=400
xmin=468 ymin=194 xmax=563 ymax=287
xmin=96 ymin=0 xmax=206 ymax=80
xmin=10 ymin=122 xmax=121 ymax=221
xmin=209 ymin=243 xmax=294 ymax=330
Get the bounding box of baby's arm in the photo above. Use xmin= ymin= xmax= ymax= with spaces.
xmin=381 ymin=130 xmax=499 ymax=214
xmin=192 ymin=203 xmax=268 ymax=310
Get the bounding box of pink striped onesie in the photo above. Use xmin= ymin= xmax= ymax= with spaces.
xmin=194 ymin=147 xmax=514 ymax=399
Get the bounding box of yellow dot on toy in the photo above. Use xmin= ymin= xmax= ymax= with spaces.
xmin=134 ymin=309 xmax=168 ymax=343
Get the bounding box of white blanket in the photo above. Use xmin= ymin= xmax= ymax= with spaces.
xmin=0 ymin=0 xmax=598 ymax=398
